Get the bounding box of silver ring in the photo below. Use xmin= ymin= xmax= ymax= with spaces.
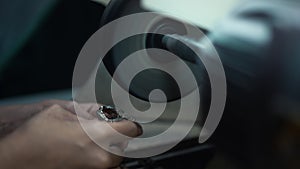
xmin=96 ymin=105 xmax=125 ymax=122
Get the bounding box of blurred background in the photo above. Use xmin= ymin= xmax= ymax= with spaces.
xmin=0 ymin=0 xmax=299 ymax=169
xmin=0 ymin=0 xmax=104 ymax=98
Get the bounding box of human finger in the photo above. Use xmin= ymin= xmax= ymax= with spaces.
xmin=41 ymin=99 xmax=95 ymax=120
xmin=109 ymin=120 xmax=143 ymax=138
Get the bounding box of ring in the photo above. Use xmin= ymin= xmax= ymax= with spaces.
xmin=96 ymin=105 xmax=125 ymax=122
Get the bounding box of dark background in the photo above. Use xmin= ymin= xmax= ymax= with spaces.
xmin=0 ymin=0 xmax=104 ymax=99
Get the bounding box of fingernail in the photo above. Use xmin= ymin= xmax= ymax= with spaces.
xmin=134 ymin=122 xmax=143 ymax=136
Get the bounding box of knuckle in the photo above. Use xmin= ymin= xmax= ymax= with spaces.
xmin=102 ymin=154 xmax=114 ymax=167
xmin=92 ymin=152 xmax=115 ymax=168
xmin=41 ymin=104 xmax=61 ymax=114
xmin=47 ymin=104 xmax=64 ymax=111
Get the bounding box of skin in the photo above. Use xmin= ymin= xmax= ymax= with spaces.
xmin=0 ymin=100 xmax=142 ymax=169
xmin=0 ymin=100 xmax=96 ymax=138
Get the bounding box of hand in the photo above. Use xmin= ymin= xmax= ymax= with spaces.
xmin=0 ymin=104 xmax=142 ymax=169
xmin=0 ymin=99 xmax=99 ymax=138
